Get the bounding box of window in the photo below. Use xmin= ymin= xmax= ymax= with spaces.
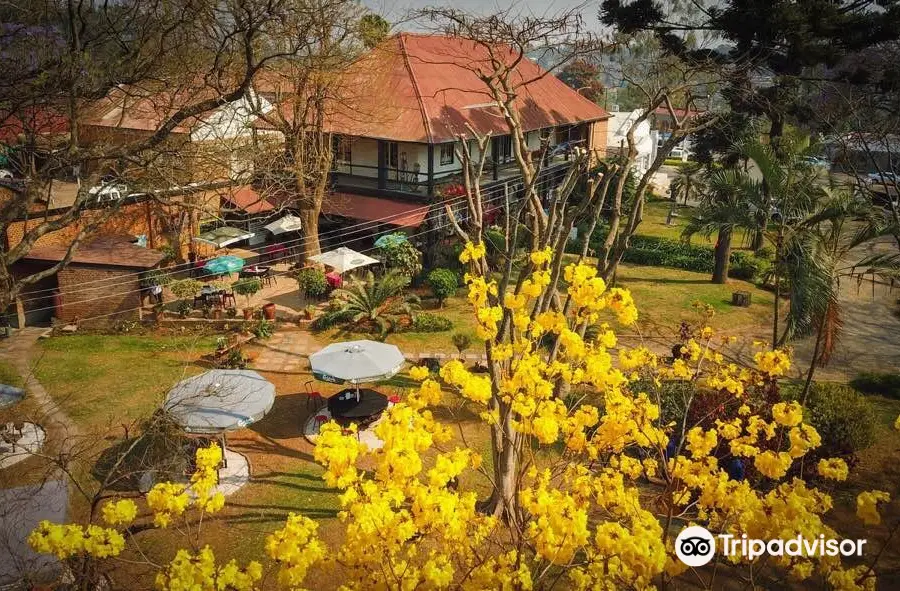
xmin=387 ymin=142 xmax=399 ymax=169
xmin=440 ymin=143 xmax=454 ymax=166
xmin=333 ymin=135 xmax=352 ymax=163
xmin=493 ymin=135 xmax=513 ymax=164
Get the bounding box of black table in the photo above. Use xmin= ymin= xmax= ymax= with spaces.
xmin=327 ymin=388 xmax=388 ymax=424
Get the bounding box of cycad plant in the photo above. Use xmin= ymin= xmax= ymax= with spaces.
xmin=320 ymin=270 xmax=420 ymax=338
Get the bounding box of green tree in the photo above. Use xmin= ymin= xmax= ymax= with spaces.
xmin=670 ymin=162 xmax=704 ymax=206
xmin=359 ymin=13 xmax=390 ymax=48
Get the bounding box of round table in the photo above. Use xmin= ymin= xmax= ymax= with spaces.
xmin=327 ymin=388 xmax=389 ymax=424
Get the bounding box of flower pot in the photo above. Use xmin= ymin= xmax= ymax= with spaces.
xmin=262 ymin=302 xmax=277 ymax=321
xmin=243 ymin=307 xmax=254 ymax=320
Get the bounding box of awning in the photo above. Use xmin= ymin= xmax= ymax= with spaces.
xmin=264 ymin=214 xmax=303 ymax=235
xmin=193 ymin=226 xmax=255 ymax=248
xmin=221 ymin=186 xmax=275 ymax=215
xmin=322 ymin=193 xmax=429 ymax=228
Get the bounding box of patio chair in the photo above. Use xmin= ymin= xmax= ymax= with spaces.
xmin=221 ymin=291 xmax=237 ymax=309
xmin=304 ymin=380 xmax=323 ymax=410
xmin=262 ymin=268 xmax=277 ymax=288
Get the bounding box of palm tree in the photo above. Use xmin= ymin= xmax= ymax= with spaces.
xmin=742 ymin=135 xmax=825 ymax=345
xmin=683 ymin=169 xmax=760 ymax=283
xmin=794 ymin=189 xmax=900 ymax=400
xmin=322 ymin=270 xmax=420 ymax=338
xmin=670 ymin=162 xmax=704 ymax=206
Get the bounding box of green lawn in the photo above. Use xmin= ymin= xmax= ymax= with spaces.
xmin=33 ymin=334 xmax=214 ymax=432
xmin=0 ymin=359 xmax=21 ymax=388
xmin=615 ymin=264 xmax=776 ymax=334
xmin=639 ymin=199 xmax=754 ymax=248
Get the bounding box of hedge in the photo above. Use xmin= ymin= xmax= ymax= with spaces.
xmin=569 ymin=232 xmax=771 ymax=281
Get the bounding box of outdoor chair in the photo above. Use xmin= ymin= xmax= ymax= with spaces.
xmin=262 ymin=269 xmax=277 ymax=288
xmin=304 ymin=381 xmax=324 ymax=410
xmin=221 ymin=291 xmax=237 ymax=309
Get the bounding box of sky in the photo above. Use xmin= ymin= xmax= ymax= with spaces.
xmin=361 ymin=0 xmax=605 ymax=32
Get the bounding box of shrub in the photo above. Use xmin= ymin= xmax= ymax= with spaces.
xmin=295 ymin=268 xmax=328 ymax=298
xmin=376 ymin=240 xmax=423 ymax=278
xmin=849 ymin=372 xmax=900 ymax=399
xmin=252 ymin=319 xmax=274 ymax=339
xmin=791 ymin=383 xmax=876 ymax=457
xmin=169 ymin=278 xmax=203 ymax=300
xmin=427 ymin=268 xmax=458 ymax=305
xmin=410 ymin=312 xmax=453 ymax=332
xmin=729 ymin=251 xmax=772 ymax=282
xmin=452 ymin=332 xmax=472 ymax=355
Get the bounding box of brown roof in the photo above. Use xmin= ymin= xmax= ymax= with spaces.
xmin=261 ymin=34 xmax=609 ymax=144
xmin=220 ymin=185 xmax=275 ymax=214
xmin=79 ymin=83 xmax=221 ymax=133
xmin=322 ymin=193 xmax=429 ymax=227
xmin=23 ymin=237 xmax=165 ymax=269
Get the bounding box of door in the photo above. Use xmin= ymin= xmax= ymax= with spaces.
xmin=387 ymin=142 xmax=399 ymax=180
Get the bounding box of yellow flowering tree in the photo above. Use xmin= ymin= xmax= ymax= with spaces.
xmin=28 ymin=259 xmax=897 ymax=588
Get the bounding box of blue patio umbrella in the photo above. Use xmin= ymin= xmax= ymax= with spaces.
xmin=203 ymin=255 xmax=245 ymax=275
xmin=374 ymin=233 xmax=408 ymax=249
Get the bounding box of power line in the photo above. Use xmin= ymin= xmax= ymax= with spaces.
xmin=9 ymin=191 xmax=512 ymax=319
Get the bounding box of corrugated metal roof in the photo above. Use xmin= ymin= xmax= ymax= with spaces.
xmin=23 ymin=237 xmax=165 ymax=269
xmin=322 ymin=193 xmax=429 ymax=227
xmin=220 ymin=185 xmax=275 ymax=214
xmin=263 ymin=34 xmax=610 ymax=144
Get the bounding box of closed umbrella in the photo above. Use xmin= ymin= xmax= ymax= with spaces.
xmin=309 ymin=340 xmax=404 ymax=397
xmin=204 ymin=255 xmax=245 ymax=275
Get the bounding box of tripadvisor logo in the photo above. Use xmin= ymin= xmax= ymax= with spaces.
xmin=675 ymin=526 xmax=867 ymax=567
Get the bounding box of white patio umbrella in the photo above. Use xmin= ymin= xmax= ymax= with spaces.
xmin=264 ymin=214 xmax=303 ymax=236
xmin=309 ymin=340 xmax=405 ymax=397
xmin=308 ymin=247 xmax=379 ymax=274
xmin=164 ymin=370 xmax=275 ymax=435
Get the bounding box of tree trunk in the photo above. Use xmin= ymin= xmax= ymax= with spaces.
xmin=486 ymin=401 xmax=521 ymax=526
xmin=801 ymin=309 xmax=827 ymax=405
xmin=298 ymin=206 xmax=321 ymax=261
xmin=772 ymin=235 xmax=782 ymax=349
xmin=712 ymin=227 xmax=732 ymax=284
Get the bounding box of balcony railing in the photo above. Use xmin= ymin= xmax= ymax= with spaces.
xmin=330 ymin=152 xmax=575 ymax=200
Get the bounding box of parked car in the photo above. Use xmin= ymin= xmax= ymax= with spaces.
xmin=87 ymin=182 xmax=129 ymax=203
xmin=865 ymin=171 xmax=900 ymax=185
xmin=802 ymin=156 xmax=830 ymax=169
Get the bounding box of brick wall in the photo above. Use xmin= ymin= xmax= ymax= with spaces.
xmin=56 ymin=264 xmax=143 ymax=326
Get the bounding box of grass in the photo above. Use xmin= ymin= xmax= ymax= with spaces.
xmin=33 ymin=334 xmax=215 ymax=432
xmin=0 ymin=359 xmax=21 ymax=389
xmin=639 ymin=199 xmax=755 ymax=248
xmin=615 ymin=263 xmax=776 ymax=334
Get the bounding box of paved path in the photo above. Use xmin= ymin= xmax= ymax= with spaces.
xmin=250 ymin=329 xmax=487 ymax=375
xmin=0 ymin=328 xmax=79 ymax=441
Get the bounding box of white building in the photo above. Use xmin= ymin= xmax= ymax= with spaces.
xmin=606 ymin=109 xmax=659 ymax=176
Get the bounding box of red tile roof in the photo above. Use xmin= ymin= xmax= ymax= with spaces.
xmin=23 ymin=237 xmax=165 ymax=269
xmin=263 ymin=34 xmax=609 ymax=144
xmin=322 ymin=193 xmax=429 ymax=227
xmin=79 ymin=83 xmax=221 ymax=133
xmin=220 ymin=185 xmax=275 ymax=214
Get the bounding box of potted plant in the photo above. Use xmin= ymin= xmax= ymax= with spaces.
xmin=302 ymin=304 xmax=317 ymax=320
xmin=232 ymin=277 xmax=263 ymax=320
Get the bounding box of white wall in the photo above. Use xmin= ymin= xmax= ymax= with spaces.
xmin=191 ymin=91 xmax=273 ymax=142
xmin=607 ymin=110 xmax=657 ymax=175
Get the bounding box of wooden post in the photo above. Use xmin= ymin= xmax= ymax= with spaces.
xmin=377 ymin=141 xmax=387 ymax=190
xmin=427 ymin=144 xmax=435 ymax=197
